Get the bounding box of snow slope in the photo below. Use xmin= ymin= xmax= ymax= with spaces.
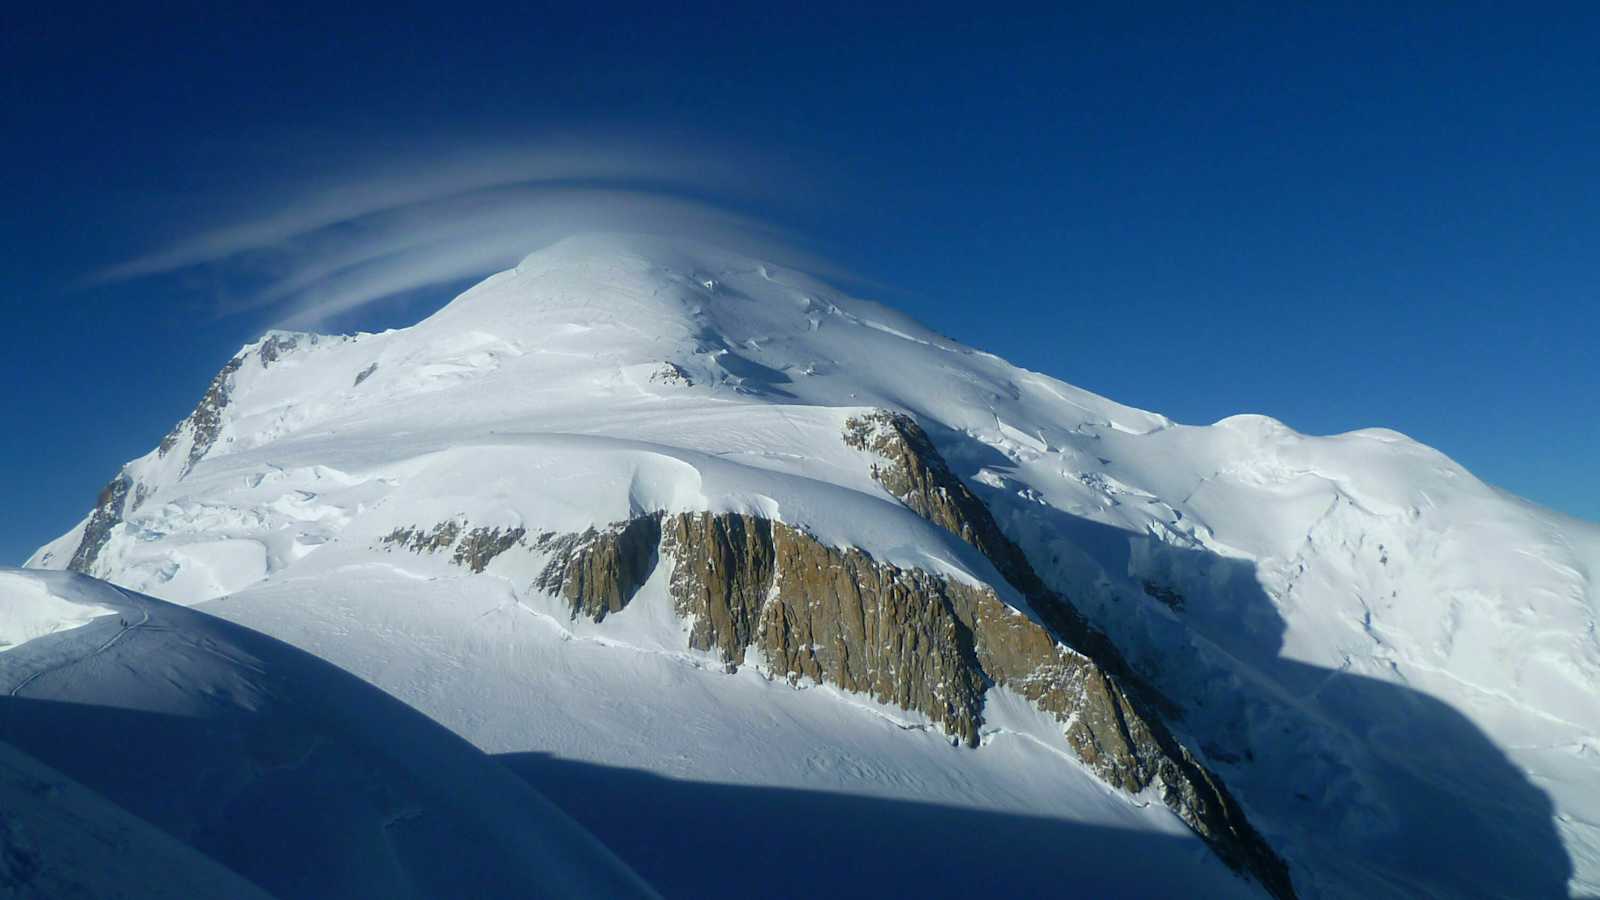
xmin=0 ymin=575 xmax=113 ymax=651
xmin=30 ymin=232 xmax=1600 ymax=897
xmin=0 ymin=737 xmax=274 ymax=900
xmin=0 ymin=568 xmax=656 ymax=899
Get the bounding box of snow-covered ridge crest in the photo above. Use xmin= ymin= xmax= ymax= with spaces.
xmin=29 ymin=231 xmax=1600 ymax=898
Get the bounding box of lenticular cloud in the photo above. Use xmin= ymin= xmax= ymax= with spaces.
xmin=87 ymin=132 xmax=838 ymax=328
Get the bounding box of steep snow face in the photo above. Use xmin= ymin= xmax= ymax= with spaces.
xmin=30 ymin=232 xmax=1600 ymax=897
xmin=0 ymin=569 xmax=656 ymax=900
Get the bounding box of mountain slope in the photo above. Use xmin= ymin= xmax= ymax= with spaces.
xmin=0 ymin=737 xmax=274 ymax=900
xmin=0 ymin=568 xmax=657 ymax=899
xmin=30 ymin=232 xmax=1600 ymax=897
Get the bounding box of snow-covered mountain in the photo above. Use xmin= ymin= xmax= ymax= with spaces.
xmin=25 ymin=232 xmax=1599 ymax=898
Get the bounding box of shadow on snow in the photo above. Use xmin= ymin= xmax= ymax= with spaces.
xmin=932 ymin=422 xmax=1574 ymax=898
xmin=497 ymin=751 xmax=1255 ymax=899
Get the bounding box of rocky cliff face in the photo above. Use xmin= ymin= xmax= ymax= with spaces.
xmin=843 ymin=411 xmax=1172 ymax=708
xmin=665 ymin=512 xmax=989 ymax=742
xmin=156 ymin=355 xmax=243 ymax=474
xmin=362 ymin=411 xmax=1294 ymax=897
xmin=155 ymin=332 xmax=326 ymax=477
xmin=60 ymin=337 xmax=328 ymax=575
xmin=842 ymin=410 xmax=1293 ymax=899
xmin=64 ymin=473 xmax=131 ymax=574
xmin=535 ymin=516 xmax=662 ymax=621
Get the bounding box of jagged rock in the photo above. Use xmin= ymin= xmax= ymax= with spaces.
xmin=536 ymin=515 xmax=663 ymax=622
xmin=379 ymin=520 xmax=530 ymax=575
xmin=353 ymin=362 xmax=379 ymax=386
xmin=527 ymin=493 xmax=1291 ymax=897
xmin=844 ymin=411 xmax=1033 ymax=579
xmin=843 ymin=409 xmax=1295 ymax=900
xmin=381 ymin=520 xmax=463 ymax=554
xmin=157 ymin=355 xmax=243 ymax=472
xmin=758 ymin=527 xmax=989 ymax=745
xmin=153 ymin=336 xmax=316 ymax=475
xmin=661 ymin=509 xmax=1172 ymax=781
xmin=845 ymin=411 xmax=1186 ymax=712
xmin=665 ymin=512 xmax=988 ymax=741
xmin=66 ymin=473 xmax=131 ymax=574
xmin=256 ymin=333 xmax=302 ymax=368
xmin=661 ymin=513 xmax=775 ymax=660
xmin=453 ymin=526 xmax=526 ymax=574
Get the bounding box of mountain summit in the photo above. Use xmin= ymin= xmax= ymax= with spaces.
xmin=26 ymin=233 xmax=1600 ymax=898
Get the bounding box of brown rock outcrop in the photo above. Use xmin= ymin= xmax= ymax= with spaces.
xmin=842 ymin=410 xmax=1294 ymax=899
xmin=665 ymin=512 xmax=987 ymax=741
xmin=453 ymin=525 xmax=527 ymax=574
xmin=157 ymin=356 xmax=244 ymax=473
xmin=660 ymin=513 xmax=774 ymax=662
xmin=360 ymin=412 xmax=1295 ymax=898
xmin=382 ymin=520 xmax=464 ymax=554
xmin=66 ymin=473 xmax=131 ymax=575
xmin=535 ymin=515 xmax=663 ymax=622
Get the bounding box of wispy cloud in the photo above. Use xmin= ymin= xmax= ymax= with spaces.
xmin=89 ymin=131 xmax=846 ymax=328
xmin=269 ymin=188 xmax=836 ymax=329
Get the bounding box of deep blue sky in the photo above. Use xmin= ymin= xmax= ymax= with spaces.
xmin=3 ymin=4 xmax=1597 ymax=564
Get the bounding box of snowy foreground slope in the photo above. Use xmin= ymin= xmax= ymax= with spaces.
xmin=29 ymin=233 xmax=1600 ymax=898
xmin=0 ymin=733 xmax=273 ymax=899
xmin=0 ymin=568 xmax=655 ymax=899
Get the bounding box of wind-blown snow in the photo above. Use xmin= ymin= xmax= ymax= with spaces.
xmin=29 ymin=231 xmax=1600 ymax=897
